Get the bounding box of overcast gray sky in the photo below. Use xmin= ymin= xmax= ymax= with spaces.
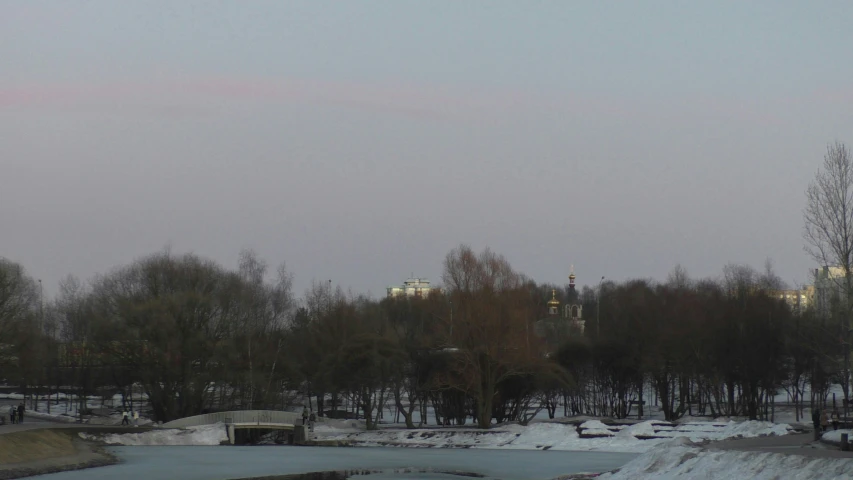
xmin=2 ymin=0 xmax=852 ymax=297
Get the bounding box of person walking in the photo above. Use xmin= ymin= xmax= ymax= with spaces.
xmin=308 ymin=411 xmax=316 ymax=432
xmin=821 ymin=410 xmax=830 ymax=433
xmin=832 ymin=409 xmax=840 ymax=431
xmin=10 ymin=406 xmax=16 ymax=425
xmin=17 ymin=403 xmax=24 ymax=424
xmin=132 ymin=410 xmax=139 ymax=427
xmin=302 ymin=406 xmax=309 ymax=426
xmin=121 ymin=410 xmax=130 ymax=425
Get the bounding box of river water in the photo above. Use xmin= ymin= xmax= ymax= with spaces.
xmin=33 ymin=446 xmax=637 ymax=480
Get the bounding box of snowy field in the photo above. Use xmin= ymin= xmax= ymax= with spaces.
xmin=83 ymin=417 xmax=793 ymax=454
xmin=599 ymin=438 xmax=853 ymax=480
xmin=0 ymin=391 xmax=152 ymax=425
xmin=80 ymin=423 xmax=228 ymax=446
xmin=1 ymin=383 xmax=837 ymax=428
xmin=313 ymin=419 xmax=793 ymax=453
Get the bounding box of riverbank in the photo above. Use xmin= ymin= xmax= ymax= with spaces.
xmin=311 ymin=419 xmax=794 ymax=453
xmin=0 ymin=428 xmax=117 ymax=480
xmin=597 ymin=437 xmax=853 ymax=479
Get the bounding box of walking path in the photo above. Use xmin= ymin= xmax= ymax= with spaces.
xmin=712 ymin=432 xmax=853 ymax=459
xmin=1 ymin=410 xmax=156 ymax=438
xmin=0 ymin=417 xmax=56 ymax=435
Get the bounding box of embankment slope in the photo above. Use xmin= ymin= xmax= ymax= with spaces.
xmin=0 ymin=428 xmax=117 ymax=479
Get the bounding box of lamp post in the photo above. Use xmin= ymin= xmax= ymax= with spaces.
xmin=327 ymin=279 xmax=332 ymax=314
xmin=597 ymin=276 xmax=605 ymax=337
xmin=449 ymin=300 xmax=453 ymax=338
xmin=38 ymin=279 xmax=43 ymax=329
xmin=35 ymin=278 xmax=43 ymax=413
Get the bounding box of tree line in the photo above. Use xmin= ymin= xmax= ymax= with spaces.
xmin=0 ymin=245 xmax=845 ymax=428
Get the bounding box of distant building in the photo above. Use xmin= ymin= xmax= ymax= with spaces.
xmin=776 ymin=286 xmax=814 ymax=314
xmin=814 ymin=266 xmax=850 ymax=318
xmin=387 ymin=278 xmax=436 ymax=298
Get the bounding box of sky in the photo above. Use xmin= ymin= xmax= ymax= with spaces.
xmin=2 ymin=0 xmax=853 ymax=299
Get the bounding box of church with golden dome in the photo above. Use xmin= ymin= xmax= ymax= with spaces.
xmin=533 ymin=267 xmax=586 ymax=349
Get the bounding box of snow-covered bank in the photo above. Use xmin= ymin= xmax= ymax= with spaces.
xmin=80 ymin=423 xmax=228 ymax=446
xmin=598 ymin=438 xmax=853 ymax=480
xmin=314 ymin=420 xmax=793 ymax=453
xmin=73 ymin=416 xmax=792 ymax=453
xmin=822 ymin=428 xmax=852 ymax=441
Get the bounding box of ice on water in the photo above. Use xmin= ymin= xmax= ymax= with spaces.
xmin=32 ymin=446 xmax=637 ymax=480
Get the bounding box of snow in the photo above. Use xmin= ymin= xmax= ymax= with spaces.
xmin=26 ymin=410 xmax=78 ymax=423
xmin=821 ymin=428 xmax=853 ymax=443
xmin=0 ymin=391 xmax=155 ymax=425
xmin=599 ymin=438 xmax=853 ymax=480
xmin=616 ymin=420 xmax=656 ymax=439
xmin=314 ymin=420 xmax=794 ymax=453
xmin=80 ymin=423 xmax=228 ymax=446
xmin=578 ymin=419 xmax=613 ymax=436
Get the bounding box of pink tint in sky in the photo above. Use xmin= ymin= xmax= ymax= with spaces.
xmin=0 ymin=76 xmax=542 ymax=122
xmin=2 ymin=75 xmax=840 ymax=129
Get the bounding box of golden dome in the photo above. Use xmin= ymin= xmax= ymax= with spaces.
xmin=547 ymin=289 xmax=560 ymax=307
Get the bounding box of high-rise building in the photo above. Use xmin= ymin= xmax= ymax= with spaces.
xmin=776 ymin=286 xmax=814 ymax=314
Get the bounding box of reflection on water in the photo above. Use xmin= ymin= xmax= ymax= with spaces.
xmin=353 ymin=474 xmax=487 ymax=480
xmin=238 ymin=468 xmax=487 ymax=480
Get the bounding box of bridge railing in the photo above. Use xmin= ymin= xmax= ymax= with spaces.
xmin=162 ymin=410 xmax=314 ymax=428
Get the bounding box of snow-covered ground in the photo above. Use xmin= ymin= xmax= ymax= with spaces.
xmin=598 ymin=438 xmax=853 ymax=480
xmin=821 ymin=428 xmax=853 ymax=444
xmin=80 ymin=423 xmax=228 ymax=446
xmin=0 ymin=391 xmax=154 ymax=425
xmin=68 ymin=417 xmax=793 ymax=453
xmin=25 ymin=410 xmax=78 ymax=423
xmin=313 ymin=419 xmax=793 ymax=453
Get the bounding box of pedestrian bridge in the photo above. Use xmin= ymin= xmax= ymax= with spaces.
xmin=162 ymin=410 xmax=321 ymax=444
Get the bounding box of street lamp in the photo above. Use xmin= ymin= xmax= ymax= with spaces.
xmin=449 ymin=300 xmax=453 ymax=338
xmin=38 ymin=279 xmax=43 ymax=328
xmin=597 ymin=276 xmax=605 ymax=337
xmin=327 ymin=279 xmax=332 ymax=314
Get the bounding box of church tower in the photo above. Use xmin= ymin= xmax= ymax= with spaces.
xmin=569 ymin=265 xmax=576 ymax=291
xmin=565 ymin=266 xmax=585 ymax=334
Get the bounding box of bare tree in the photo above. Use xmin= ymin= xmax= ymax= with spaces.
xmin=804 ymin=142 xmax=853 ymax=406
xmin=0 ymin=259 xmax=40 ymax=386
xmin=442 ymin=245 xmax=539 ymax=428
xmin=666 ymin=264 xmax=692 ymax=290
xmin=0 ymin=259 xmax=38 ymax=341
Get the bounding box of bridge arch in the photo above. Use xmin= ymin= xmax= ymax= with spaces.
xmin=162 ymin=410 xmax=304 ymax=429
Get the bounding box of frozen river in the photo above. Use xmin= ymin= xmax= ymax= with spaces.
xmin=33 ymin=446 xmax=637 ymax=480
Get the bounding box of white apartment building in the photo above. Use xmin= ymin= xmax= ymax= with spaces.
xmin=814 ymin=266 xmax=849 ymax=318
xmin=387 ymin=278 xmax=435 ymax=298
xmin=777 ymin=286 xmax=814 ymax=314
